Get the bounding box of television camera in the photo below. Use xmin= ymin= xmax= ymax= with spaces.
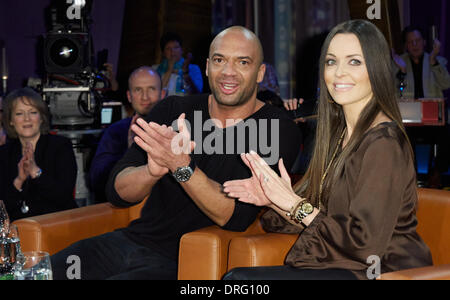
xmin=42 ymin=0 xmax=114 ymax=129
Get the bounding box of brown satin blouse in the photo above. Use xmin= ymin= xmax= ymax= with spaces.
xmin=261 ymin=122 xmax=433 ymax=280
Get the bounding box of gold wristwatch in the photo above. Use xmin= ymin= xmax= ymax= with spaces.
xmin=292 ymin=200 xmax=315 ymax=224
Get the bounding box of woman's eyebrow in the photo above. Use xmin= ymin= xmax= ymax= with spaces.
xmin=326 ymin=53 xmax=363 ymax=58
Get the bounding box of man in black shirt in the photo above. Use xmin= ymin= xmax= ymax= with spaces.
xmin=51 ymin=26 xmax=302 ymax=280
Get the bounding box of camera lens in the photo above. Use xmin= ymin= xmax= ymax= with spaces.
xmin=49 ymin=38 xmax=79 ymax=67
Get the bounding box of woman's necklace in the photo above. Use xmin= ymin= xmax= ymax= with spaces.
xmin=317 ymin=128 xmax=346 ymax=211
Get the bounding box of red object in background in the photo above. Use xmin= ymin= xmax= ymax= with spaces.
xmin=422 ymin=102 xmax=439 ymax=124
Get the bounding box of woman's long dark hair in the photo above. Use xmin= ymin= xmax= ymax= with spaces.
xmin=295 ymin=20 xmax=411 ymax=209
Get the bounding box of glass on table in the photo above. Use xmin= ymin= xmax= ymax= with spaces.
xmin=14 ymin=251 xmax=53 ymax=280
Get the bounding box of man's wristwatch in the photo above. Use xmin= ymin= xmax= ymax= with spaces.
xmin=172 ymin=157 xmax=196 ymax=183
xmin=292 ymin=200 xmax=315 ymax=224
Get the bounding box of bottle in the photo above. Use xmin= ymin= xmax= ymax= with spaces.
xmin=1 ymin=200 xmax=12 ymax=278
xmin=0 ymin=200 xmax=9 ymax=239
xmin=0 ymin=200 xmax=22 ymax=280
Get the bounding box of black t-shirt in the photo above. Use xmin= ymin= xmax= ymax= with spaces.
xmin=410 ymin=55 xmax=425 ymax=99
xmin=106 ymin=94 xmax=303 ymax=260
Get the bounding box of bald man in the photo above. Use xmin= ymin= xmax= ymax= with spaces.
xmin=88 ymin=67 xmax=165 ymax=203
xmin=51 ymin=27 xmax=302 ymax=280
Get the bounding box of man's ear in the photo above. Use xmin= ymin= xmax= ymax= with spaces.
xmin=205 ymin=58 xmax=209 ymax=77
xmin=160 ymin=88 xmax=167 ymax=100
xmin=256 ymin=63 xmax=266 ymax=84
xmin=127 ymin=90 xmax=132 ymax=104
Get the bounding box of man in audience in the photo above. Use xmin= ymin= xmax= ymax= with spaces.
xmin=89 ymin=67 xmax=165 ymax=203
xmin=392 ymin=26 xmax=450 ymax=99
xmin=51 ymin=26 xmax=302 ymax=280
xmin=392 ymin=26 xmax=450 ymax=188
xmin=155 ymin=32 xmax=203 ymax=96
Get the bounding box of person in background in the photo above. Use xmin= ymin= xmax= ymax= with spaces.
xmin=103 ymin=63 xmax=120 ymax=92
xmin=89 ymin=67 xmax=165 ymax=203
xmin=0 ymin=96 xmax=7 ymax=145
xmin=392 ymin=26 xmax=450 ymax=99
xmin=223 ymin=20 xmax=432 ymax=280
xmin=0 ymin=88 xmax=77 ymax=221
xmin=155 ymin=32 xmax=203 ymax=96
xmin=392 ymin=26 xmax=450 ymax=188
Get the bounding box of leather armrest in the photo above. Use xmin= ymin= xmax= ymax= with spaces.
xmin=12 ymin=203 xmax=131 ymax=255
xmin=228 ymin=233 xmax=298 ymax=271
xmin=178 ymin=220 xmax=265 ymax=280
xmin=380 ymin=264 xmax=450 ymax=280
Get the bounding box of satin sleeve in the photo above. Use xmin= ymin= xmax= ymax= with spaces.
xmin=285 ymin=135 xmax=413 ymax=272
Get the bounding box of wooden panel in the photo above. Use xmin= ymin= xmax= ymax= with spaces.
xmin=117 ymin=0 xmax=164 ymax=88
xmin=117 ymin=0 xmax=212 ymax=93
xmin=162 ymin=0 xmax=212 ymax=86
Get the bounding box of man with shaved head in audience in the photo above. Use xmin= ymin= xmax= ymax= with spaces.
xmin=89 ymin=67 xmax=166 ymax=203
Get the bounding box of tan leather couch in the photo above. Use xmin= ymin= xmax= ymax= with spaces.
xmin=226 ymin=188 xmax=450 ymax=280
xmin=12 ymin=197 xmax=264 ymax=280
xmin=13 ymin=188 xmax=450 ymax=280
xmin=13 ymin=200 xmax=146 ymax=256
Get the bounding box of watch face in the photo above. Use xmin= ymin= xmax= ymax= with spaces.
xmin=174 ymin=167 xmax=194 ymax=183
xmin=301 ymin=202 xmax=314 ymax=214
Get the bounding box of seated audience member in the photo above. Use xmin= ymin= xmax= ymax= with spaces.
xmin=392 ymin=26 xmax=450 ymax=99
xmin=0 ymin=88 xmax=77 ymax=221
xmin=223 ymin=20 xmax=432 ymax=280
xmin=89 ymin=67 xmax=165 ymax=203
xmin=103 ymin=63 xmax=120 ymax=92
xmin=50 ymin=26 xmax=302 ymax=280
xmin=392 ymin=26 xmax=450 ymax=188
xmin=0 ymin=96 xmax=7 ymax=145
xmin=155 ymin=32 xmax=203 ymax=96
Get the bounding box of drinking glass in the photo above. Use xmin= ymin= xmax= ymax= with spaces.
xmin=7 ymin=225 xmax=22 ymax=265
xmin=14 ymin=251 xmax=53 ymax=280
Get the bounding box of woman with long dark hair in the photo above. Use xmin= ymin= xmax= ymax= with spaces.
xmin=223 ymin=20 xmax=432 ymax=280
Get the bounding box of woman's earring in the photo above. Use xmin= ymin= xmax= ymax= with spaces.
xmin=328 ymin=97 xmax=335 ymax=104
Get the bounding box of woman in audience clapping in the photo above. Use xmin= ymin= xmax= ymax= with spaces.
xmin=0 ymin=88 xmax=77 ymax=221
